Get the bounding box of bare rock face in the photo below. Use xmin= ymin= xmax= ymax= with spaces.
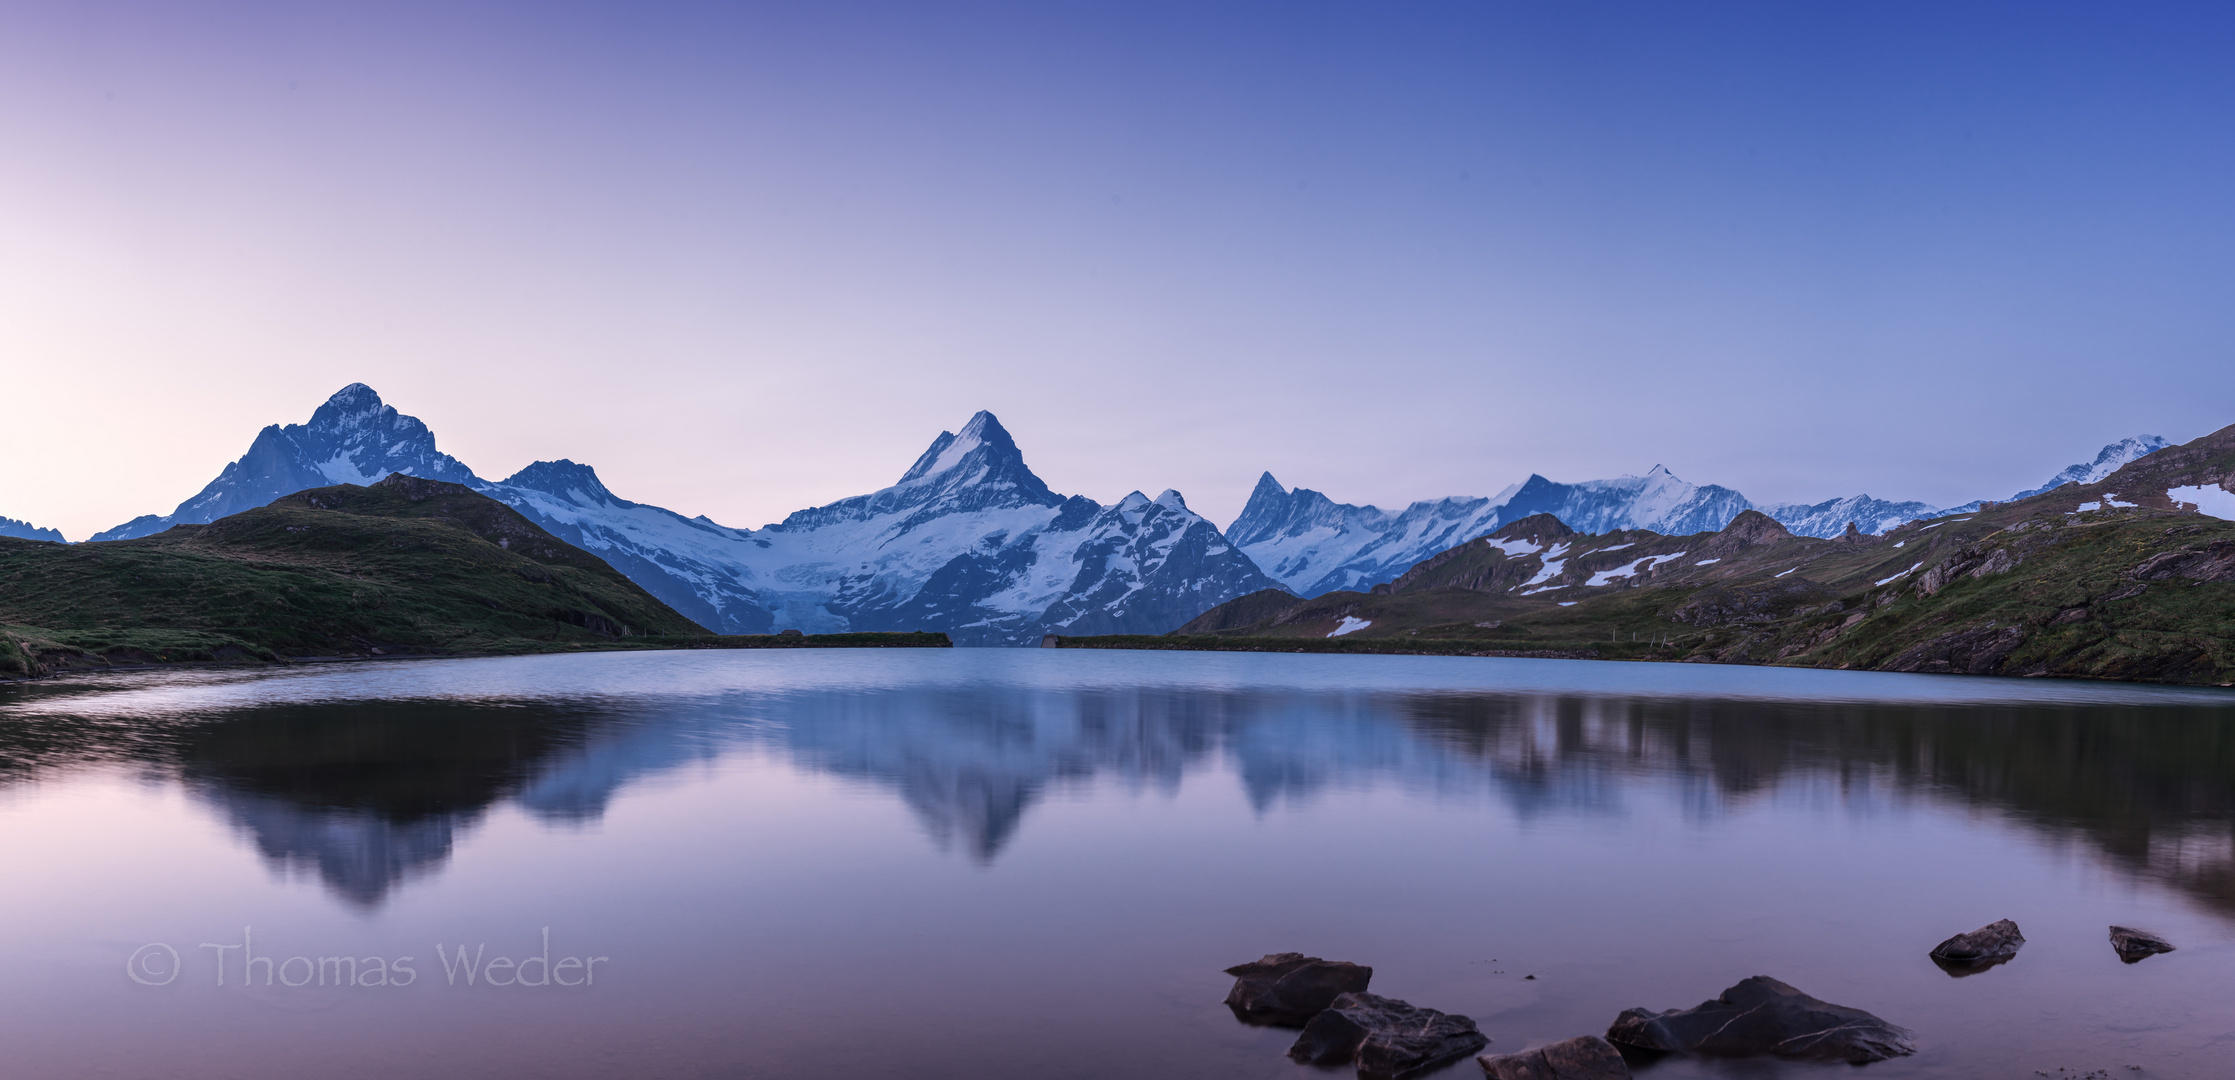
xmin=1605 ymin=976 xmax=1916 ymax=1064
xmin=2109 ymin=926 xmax=2176 ymax=963
xmin=1223 ymin=953 xmax=1373 ymax=1027
xmin=1288 ymin=991 xmax=1490 ymax=1079
xmin=1478 ymin=1035 xmax=1633 ymax=1079
xmin=1929 ymin=918 xmax=2025 ymax=975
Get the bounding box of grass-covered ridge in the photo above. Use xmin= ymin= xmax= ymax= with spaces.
xmin=0 ymin=474 xmax=946 ymax=679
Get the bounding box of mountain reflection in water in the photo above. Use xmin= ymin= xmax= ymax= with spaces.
xmin=2 ymin=661 xmax=2232 ymax=913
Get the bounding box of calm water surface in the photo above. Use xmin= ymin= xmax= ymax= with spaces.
xmin=3 ymin=649 xmax=2234 ymax=1079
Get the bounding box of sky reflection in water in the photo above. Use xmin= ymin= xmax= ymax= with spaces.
xmin=2 ymin=650 xmax=2232 ymax=1079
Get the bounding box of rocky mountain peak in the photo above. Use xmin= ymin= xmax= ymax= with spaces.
xmin=1225 ymin=473 xmax=1383 ymax=548
xmin=501 ymin=460 xmax=626 ymax=507
xmin=898 ymin=410 xmax=1023 ymax=482
xmin=91 ymin=383 xmax=479 ymax=541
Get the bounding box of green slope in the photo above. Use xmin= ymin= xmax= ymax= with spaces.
xmin=1055 ymin=425 xmax=2235 ymax=687
xmin=0 ymin=474 xmax=945 ymax=679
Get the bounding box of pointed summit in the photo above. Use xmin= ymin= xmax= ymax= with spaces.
xmin=1226 ymin=472 xmax=1297 ymax=545
xmin=896 ymin=411 xmax=1032 ymax=486
xmin=777 ymin=411 xmax=1059 ymax=531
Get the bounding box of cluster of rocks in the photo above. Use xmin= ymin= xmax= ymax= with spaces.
xmin=1928 ymin=918 xmax=2176 ymax=973
xmin=1228 ymin=924 xmax=2178 ymax=1077
xmin=1223 ymin=954 xmax=1488 ymax=1079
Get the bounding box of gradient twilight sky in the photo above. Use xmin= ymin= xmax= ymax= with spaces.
xmin=5 ymin=2 xmax=2234 ymax=540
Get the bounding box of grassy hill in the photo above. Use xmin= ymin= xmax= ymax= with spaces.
xmin=0 ymin=474 xmax=944 ymax=679
xmin=1052 ymin=425 xmax=2235 ymax=687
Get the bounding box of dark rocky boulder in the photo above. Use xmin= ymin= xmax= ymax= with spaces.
xmin=1223 ymin=953 xmax=1373 ymax=1027
xmin=1929 ymin=918 xmax=2025 ymax=975
xmin=2109 ymin=926 xmax=2176 ymax=963
xmin=1605 ymin=976 xmax=1916 ymax=1064
xmin=1288 ymin=991 xmax=1490 ymax=1079
xmin=1477 ymin=1035 xmax=1633 ymax=1079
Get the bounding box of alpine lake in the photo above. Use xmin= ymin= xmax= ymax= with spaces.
xmin=4 ymin=648 xmax=2234 ymax=1080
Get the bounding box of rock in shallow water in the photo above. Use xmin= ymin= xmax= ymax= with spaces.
xmin=1930 ymin=918 xmax=2025 ymax=974
xmin=1223 ymin=952 xmax=1373 ymax=1027
xmin=1477 ymin=1035 xmax=1633 ymax=1079
xmin=2109 ymin=926 xmax=2176 ymax=963
xmin=1288 ymin=991 xmax=1490 ymax=1079
xmin=1604 ymin=975 xmax=1916 ymax=1064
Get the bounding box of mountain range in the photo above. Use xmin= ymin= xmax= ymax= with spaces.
xmin=1232 ymin=437 xmax=2171 ymax=597
xmin=26 ymin=383 xmax=2177 ymax=637
xmin=1130 ymin=423 xmax=2235 ymax=685
xmin=0 ymin=516 xmax=62 ymax=543
xmin=77 ymin=385 xmax=1276 ymax=646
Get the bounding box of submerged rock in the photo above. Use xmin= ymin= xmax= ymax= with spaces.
xmin=1477 ymin=1035 xmax=1633 ymax=1079
xmin=1288 ymin=991 xmax=1490 ymax=1079
xmin=1930 ymin=918 xmax=2025 ymax=975
xmin=1605 ymin=975 xmax=1916 ymax=1064
xmin=2109 ymin=926 xmax=2176 ymax=963
xmin=1223 ymin=953 xmax=1373 ymax=1027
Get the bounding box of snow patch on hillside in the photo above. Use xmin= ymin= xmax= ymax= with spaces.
xmin=2169 ymin=485 xmax=2235 ymax=522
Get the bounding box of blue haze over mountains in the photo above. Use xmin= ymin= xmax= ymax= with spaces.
xmin=54 ymin=385 xmax=2169 ymax=625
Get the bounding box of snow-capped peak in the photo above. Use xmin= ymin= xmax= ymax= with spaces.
xmin=1154 ymin=489 xmax=1189 ymax=511
xmin=499 ymin=460 xmax=626 ymax=508
xmin=2009 ymin=434 xmax=2173 ymax=500
xmin=897 ymin=410 xmax=1021 ymax=486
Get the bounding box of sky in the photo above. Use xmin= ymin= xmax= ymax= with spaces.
xmin=4 ymin=1 xmax=2234 ymax=541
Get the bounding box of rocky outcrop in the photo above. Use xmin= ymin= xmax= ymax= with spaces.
xmin=1883 ymin=624 xmax=2026 ymax=675
xmin=1477 ymin=1035 xmax=1632 ymax=1079
xmin=1929 ymin=918 xmax=2025 ymax=973
xmin=1288 ymin=992 xmax=1489 ymax=1079
xmin=1696 ymin=509 xmax=1792 ymax=560
xmin=1667 ymin=579 xmax=1834 ymax=628
xmin=2109 ymin=926 xmax=2176 ymax=963
xmin=1223 ymin=953 xmax=1373 ymax=1027
xmin=1916 ymin=544 xmax=2022 ymax=597
xmin=2131 ymin=540 xmax=2235 ymax=583
xmin=1605 ymin=976 xmax=1916 ymax=1064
